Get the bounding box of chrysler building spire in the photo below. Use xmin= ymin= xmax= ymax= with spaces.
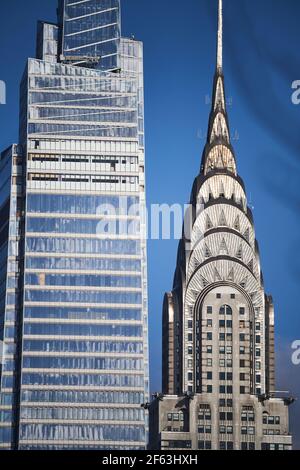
xmin=149 ymin=0 xmax=293 ymax=451
xmin=217 ymin=0 xmax=223 ymax=70
xmin=201 ymin=0 xmax=236 ymax=175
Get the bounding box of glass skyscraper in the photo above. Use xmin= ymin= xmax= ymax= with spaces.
xmin=149 ymin=0 xmax=293 ymax=451
xmin=0 ymin=0 xmax=149 ymax=450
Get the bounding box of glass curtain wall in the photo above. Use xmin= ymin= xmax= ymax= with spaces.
xmin=59 ymin=0 xmax=121 ymax=71
xmin=0 ymin=145 xmax=23 ymax=449
xmin=0 ymin=0 xmax=149 ymax=450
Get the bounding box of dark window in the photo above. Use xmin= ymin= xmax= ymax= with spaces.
xmin=226 ymin=320 xmax=232 ymax=328
xmin=207 ymin=306 xmax=213 ymax=314
xmin=188 ymin=333 xmax=193 ymax=342
xmin=230 ymin=294 xmax=235 ymax=299
xmin=239 ymin=307 xmax=245 ymax=315
xmin=207 ymin=332 xmax=212 ymax=340
xmin=188 ymin=320 xmax=193 ymax=329
xmin=219 ymin=399 xmax=226 ymax=406
xmin=219 ymin=372 xmax=226 ymax=380
xmin=216 ymin=293 xmax=222 ymax=299
xmin=199 ymin=441 xmax=211 ymax=449
xmin=168 ymin=440 xmax=191 ymax=449
xmin=240 ymin=386 xmax=246 ymax=394
xmin=207 ymin=385 xmax=213 ymax=393
xmin=219 ymin=304 xmax=232 ymax=316
xmin=262 ymin=415 xmax=268 ymax=425
xmin=219 ymin=320 xmax=225 ymax=328
xmin=207 ymin=372 xmax=213 ymax=380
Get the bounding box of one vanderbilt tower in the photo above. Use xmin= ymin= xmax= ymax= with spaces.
xmin=0 ymin=0 xmax=149 ymax=450
xmin=149 ymin=0 xmax=293 ymax=451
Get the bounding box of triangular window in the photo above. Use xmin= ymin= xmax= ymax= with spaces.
xmin=206 ymin=215 xmax=213 ymax=231
xmin=219 ymin=238 xmax=229 ymax=255
xmin=204 ymin=244 xmax=212 ymax=258
xmin=227 ymin=268 xmax=234 ymax=282
xmin=219 ymin=210 xmax=227 ymax=227
xmin=236 ymin=244 xmax=243 ymax=260
xmin=234 ymin=216 xmax=240 ymax=231
xmin=214 ymin=268 xmax=222 ymax=282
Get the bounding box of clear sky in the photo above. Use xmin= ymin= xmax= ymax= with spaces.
xmin=0 ymin=0 xmax=299 ymax=448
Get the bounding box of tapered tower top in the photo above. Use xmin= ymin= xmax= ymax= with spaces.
xmin=200 ymin=0 xmax=237 ymax=176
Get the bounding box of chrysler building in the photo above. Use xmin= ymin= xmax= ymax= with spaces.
xmin=149 ymin=0 xmax=293 ymax=451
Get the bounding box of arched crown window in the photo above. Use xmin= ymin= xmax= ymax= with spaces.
xmin=219 ymin=305 xmax=232 ymax=316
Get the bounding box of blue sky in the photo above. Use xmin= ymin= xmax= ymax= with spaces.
xmin=0 ymin=0 xmax=300 ymax=448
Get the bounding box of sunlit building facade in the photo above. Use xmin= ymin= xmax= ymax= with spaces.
xmin=0 ymin=0 xmax=149 ymax=450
